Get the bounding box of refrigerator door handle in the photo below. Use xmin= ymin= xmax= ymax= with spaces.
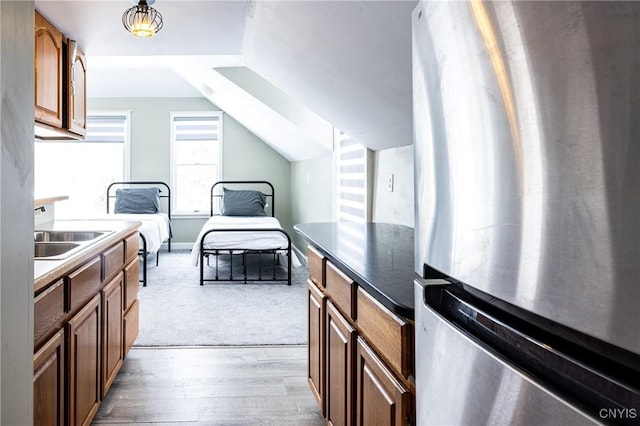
xmin=414 ymin=281 xmax=639 ymax=426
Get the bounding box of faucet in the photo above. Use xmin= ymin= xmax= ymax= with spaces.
xmin=35 ymin=206 xmax=46 ymax=213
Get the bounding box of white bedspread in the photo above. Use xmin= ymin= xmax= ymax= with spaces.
xmin=95 ymin=213 xmax=170 ymax=253
xmin=191 ymin=216 xmax=289 ymax=266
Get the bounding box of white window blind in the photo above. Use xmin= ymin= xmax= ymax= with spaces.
xmin=336 ymin=130 xmax=369 ymax=223
xmin=84 ymin=114 xmax=127 ymax=143
xmin=171 ymin=112 xmax=222 ymax=215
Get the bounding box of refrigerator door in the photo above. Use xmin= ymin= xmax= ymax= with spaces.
xmin=412 ymin=1 xmax=640 ymax=354
xmin=414 ymin=281 xmax=604 ymax=426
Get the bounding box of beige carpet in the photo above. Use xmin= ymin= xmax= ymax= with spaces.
xmin=134 ymin=250 xmax=308 ymax=346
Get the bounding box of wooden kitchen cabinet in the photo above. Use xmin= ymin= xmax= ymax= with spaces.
xmin=326 ymin=300 xmax=356 ymax=426
xmin=67 ymin=293 xmax=102 ymax=426
xmin=101 ymin=272 xmax=124 ymax=398
xmin=34 ymin=329 xmax=64 ymax=426
xmin=307 ymin=279 xmax=326 ymax=413
xmin=304 ymin=244 xmax=415 ymax=426
xmin=35 ymin=11 xmax=63 ymax=128
xmin=34 ymin=228 xmax=141 ymax=425
xmin=355 ymin=337 xmax=412 ymax=426
xmin=34 ymin=10 xmax=87 ymax=139
xmin=66 ymin=40 xmax=87 ymax=136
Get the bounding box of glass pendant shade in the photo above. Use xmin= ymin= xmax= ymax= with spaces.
xmin=122 ymin=0 xmax=163 ymax=37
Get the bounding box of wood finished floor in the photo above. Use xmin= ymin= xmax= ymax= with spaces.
xmin=92 ymin=345 xmax=325 ymax=425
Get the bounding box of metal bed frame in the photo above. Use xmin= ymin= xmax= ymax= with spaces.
xmin=199 ymin=181 xmax=291 ymax=286
xmin=106 ymin=181 xmax=172 ymax=287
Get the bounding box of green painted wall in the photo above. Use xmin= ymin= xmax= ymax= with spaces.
xmin=290 ymin=155 xmax=334 ymax=254
xmin=88 ymin=97 xmax=292 ymax=245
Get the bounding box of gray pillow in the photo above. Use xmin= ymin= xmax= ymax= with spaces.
xmin=115 ymin=188 xmax=160 ymax=214
xmin=221 ymin=188 xmax=267 ymax=216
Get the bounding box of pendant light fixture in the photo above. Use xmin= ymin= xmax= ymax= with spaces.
xmin=122 ymin=0 xmax=163 ymax=37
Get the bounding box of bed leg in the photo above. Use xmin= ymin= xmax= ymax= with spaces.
xmin=140 ymin=234 xmax=148 ymax=287
xmin=243 ymin=252 xmax=247 ymax=284
xmin=156 ymin=250 xmax=160 ymax=267
xmin=272 ymin=252 xmax=277 ymax=280
xmin=199 ymin=253 xmax=204 ymax=286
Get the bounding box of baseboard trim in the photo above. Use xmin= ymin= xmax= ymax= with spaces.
xmin=161 ymin=242 xmax=193 ymax=251
xmin=292 ymin=244 xmax=307 ymax=266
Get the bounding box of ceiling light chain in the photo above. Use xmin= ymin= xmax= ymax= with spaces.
xmin=122 ymin=0 xmax=163 ymax=38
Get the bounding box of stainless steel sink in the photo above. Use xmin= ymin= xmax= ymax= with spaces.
xmin=34 ymin=230 xmax=109 ymax=242
xmin=34 ymin=230 xmax=113 ymax=259
xmin=35 ymin=242 xmax=81 ymax=258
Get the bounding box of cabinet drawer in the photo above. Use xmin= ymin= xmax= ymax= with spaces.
xmin=34 ymin=280 xmax=65 ymax=350
xmin=356 ymin=288 xmax=413 ymax=379
xmin=124 ymin=232 xmax=140 ymax=263
xmin=102 ymin=241 xmax=124 ymax=282
xmin=68 ymin=257 xmax=102 ymax=312
xmin=326 ymin=261 xmax=356 ymax=320
xmin=124 ymin=257 xmax=139 ymax=310
xmin=308 ymin=246 xmax=326 ymax=287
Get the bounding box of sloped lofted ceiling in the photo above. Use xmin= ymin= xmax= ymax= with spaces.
xmin=35 ymin=0 xmax=416 ymax=161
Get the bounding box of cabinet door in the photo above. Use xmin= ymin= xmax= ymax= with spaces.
xmin=35 ymin=11 xmax=63 ymax=128
xmin=326 ymin=300 xmax=356 ymax=426
xmin=355 ymin=337 xmax=412 ymax=426
xmin=307 ymin=279 xmax=326 ymax=413
xmin=67 ymin=293 xmax=101 ymax=426
xmin=124 ymin=299 xmax=139 ymax=357
xmin=34 ymin=329 xmax=64 ymax=426
xmin=102 ymin=272 xmax=124 ymax=398
xmin=67 ymin=42 xmax=86 ymax=136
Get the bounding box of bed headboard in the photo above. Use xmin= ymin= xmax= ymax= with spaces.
xmin=106 ymin=181 xmax=172 ymax=219
xmin=210 ymin=181 xmax=275 ymax=217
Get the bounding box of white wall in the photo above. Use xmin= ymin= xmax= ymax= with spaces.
xmin=88 ymin=97 xmax=292 ymax=243
xmin=1 ymin=1 xmax=34 ymax=423
xmin=290 ymin=155 xmax=334 ymax=254
xmin=371 ymin=145 xmax=414 ymax=227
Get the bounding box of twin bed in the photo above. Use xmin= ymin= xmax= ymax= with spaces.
xmin=191 ymin=181 xmax=292 ymax=286
xmin=104 ymin=180 xmax=291 ymax=287
xmin=105 ymin=181 xmax=172 ymax=286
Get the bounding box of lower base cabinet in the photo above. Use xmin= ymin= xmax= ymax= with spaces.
xmin=34 ymin=230 xmax=140 ymax=425
xmin=355 ymin=337 xmax=412 ymax=426
xmin=305 ymin=247 xmax=415 ymax=426
xmin=67 ymin=294 xmax=102 ymax=426
xmin=33 ymin=329 xmax=65 ymax=426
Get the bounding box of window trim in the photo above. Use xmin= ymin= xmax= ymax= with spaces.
xmin=169 ymin=111 xmax=223 ymax=217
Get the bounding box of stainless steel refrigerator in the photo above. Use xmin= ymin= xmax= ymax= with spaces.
xmin=412 ymin=1 xmax=639 ymax=424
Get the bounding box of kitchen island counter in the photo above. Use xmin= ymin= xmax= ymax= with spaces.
xmin=294 ymin=222 xmax=415 ymax=319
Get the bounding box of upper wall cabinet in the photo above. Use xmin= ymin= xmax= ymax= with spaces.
xmin=35 ymin=11 xmax=87 ymax=140
xmin=67 ymin=40 xmax=87 ymax=137
xmin=35 ymin=11 xmax=63 ymax=128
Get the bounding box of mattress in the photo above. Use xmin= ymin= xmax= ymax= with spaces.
xmin=97 ymin=213 xmax=170 ymax=253
xmin=191 ymin=216 xmax=289 ymax=266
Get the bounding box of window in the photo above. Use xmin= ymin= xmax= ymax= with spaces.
xmin=170 ymin=112 xmax=222 ymax=215
xmin=335 ymin=129 xmax=370 ymax=223
xmin=34 ymin=112 xmax=130 ymax=218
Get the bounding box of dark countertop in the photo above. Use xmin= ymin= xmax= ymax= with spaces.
xmin=294 ymin=222 xmax=415 ymax=320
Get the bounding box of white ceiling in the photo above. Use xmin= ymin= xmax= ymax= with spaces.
xmin=35 ymin=0 xmax=416 ymax=160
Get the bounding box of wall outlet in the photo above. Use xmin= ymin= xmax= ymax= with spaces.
xmin=387 ymin=174 xmax=394 ymax=192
